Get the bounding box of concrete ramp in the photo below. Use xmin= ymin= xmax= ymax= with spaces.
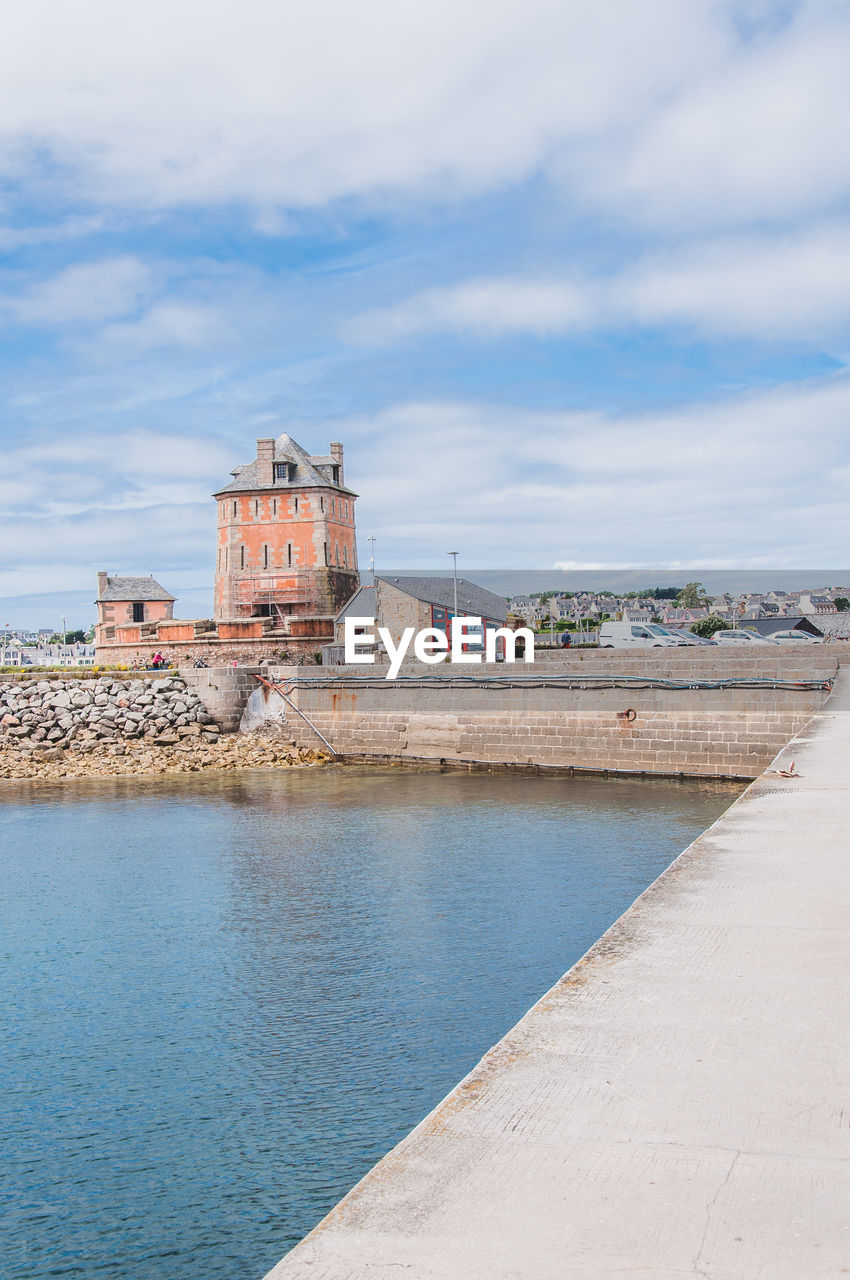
xmin=263 ymin=676 xmax=850 ymax=1280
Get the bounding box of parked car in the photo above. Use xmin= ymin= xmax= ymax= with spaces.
xmin=650 ymin=626 xmax=717 ymax=646
xmin=768 ymin=629 xmax=823 ymax=644
xmin=711 ymin=629 xmax=779 ymax=645
xmin=642 ymin=624 xmax=693 ymax=646
xmin=599 ymin=622 xmax=681 ymax=648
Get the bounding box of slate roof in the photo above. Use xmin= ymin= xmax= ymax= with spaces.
xmin=378 ymin=576 xmax=507 ymax=622
xmin=214 ymin=432 xmax=356 ymax=496
xmin=336 ymin=584 xmax=375 ymax=623
xmin=801 ymin=612 xmax=850 ymax=639
xmin=744 ymin=616 xmax=825 ymax=638
xmin=96 ymin=576 xmax=175 ymax=602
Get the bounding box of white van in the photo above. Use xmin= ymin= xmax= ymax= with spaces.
xmin=599 ymin=622 xmax=681 ymax=648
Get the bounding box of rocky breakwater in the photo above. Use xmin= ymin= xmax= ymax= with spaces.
xmin=0 ymin=674 xmax=330 ymax=780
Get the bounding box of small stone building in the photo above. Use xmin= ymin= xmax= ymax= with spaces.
xmin=94 ymin=574 xmax=175 ymax=646
xmin=328 ymin=576 xmax=509 ymax=663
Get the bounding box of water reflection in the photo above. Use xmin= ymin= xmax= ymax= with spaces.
xmin=1 ymin=766 xmax=741 ymax=1280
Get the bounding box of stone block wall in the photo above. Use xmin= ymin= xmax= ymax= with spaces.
xmin=252 ymin=650 xmax=840 ymax=778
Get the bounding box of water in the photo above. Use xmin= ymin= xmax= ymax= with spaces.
xmin=1 ymin=766 xmax=740 ymax=1280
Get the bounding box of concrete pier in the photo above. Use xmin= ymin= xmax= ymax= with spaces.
xmin=263 ymin=675 xmax=850 ymax=1278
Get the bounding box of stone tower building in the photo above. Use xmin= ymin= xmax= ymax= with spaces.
xmin=213 ymin=434 xmax=359 ymax=622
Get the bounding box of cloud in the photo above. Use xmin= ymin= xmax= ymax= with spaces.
xmin=98 ymin=302 xmax=227 ymax=351
xmin=0 ymin=429 xmax=234 ymax=520
xmin=325 ymin=375 xmax=850 ymax=567
xmin=0 ymin=1 xmax=731 ymax=215
xmin=586 ymin=2 xmax=850 ymax=228
xmin=346 ymin=224 xmax=850 ymax=345
xmin=345 ymin=277 xmax=592 ymax=343
xmin=0 ymin=1 xmax=845 ymax=238
xmin=0 ymin=214 xmax=106 ymax=250
xmin=4 ymin=256 xmax=150 ymax=327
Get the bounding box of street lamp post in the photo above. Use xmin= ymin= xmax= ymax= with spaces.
xmin=367 ymin=535 xmax=376 ymax=585
xmin=447 ymin=551 xmax=459 ymax=641
xmin=60 ymin=615 xmax=67 ymax=665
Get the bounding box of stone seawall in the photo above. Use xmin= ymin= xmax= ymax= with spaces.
xmin=241 ymin=650 xmax=840 ymax=779
xmin=0 ymin=672 xmax=221 ymax=755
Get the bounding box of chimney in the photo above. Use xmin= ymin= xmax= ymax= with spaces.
xmin=256 ymin=438 xmax=275 ymax=487
xmin=330 ymin=441 xmax=343 ymax=485
xmin=97 ymin=571 xmax=109 ymax=598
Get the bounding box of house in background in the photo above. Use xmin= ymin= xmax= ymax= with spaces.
xmin=94 ymin=574 xmax=175 ymax=647
xmin=328 ymin=575 xmax=510 ymax=665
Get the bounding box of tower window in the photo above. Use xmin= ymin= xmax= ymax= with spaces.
xmin=255 ymin=499 xmax=259 ymax=516
xmin=320 ymin=496 xmax=324 ymax=512
xmin=272 ymin=498 xmax=277 ymax=516
xmin=332 ymin=465 xmax=340 ymax=484
xmin=294 ymin=497 xmax=299 ymax=514
xmin=132 ymin=602 xmax=145 ymax=623
xmin=233 ymin=501 xmax=237 ymax=517
xmin=240 ymin=546 xmax=245 ymax=569
xmin=324 ymin=542 xmax=329 ymax=565
xmin=274 ymin=462 xmax=294 ymax=481
xmin=287 ymin=543 xmax=292 ymax=567
xmin=263 ymin=544 xmax=269 ymax=568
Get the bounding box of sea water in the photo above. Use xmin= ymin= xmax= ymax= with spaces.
xmin=1 ymin=766 xmax=740 ymax=1280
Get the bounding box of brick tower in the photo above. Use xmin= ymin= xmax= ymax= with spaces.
xmin=213 ymin=434 xmax=359 ymax=622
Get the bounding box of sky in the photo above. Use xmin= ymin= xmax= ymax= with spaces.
xmin=3 ymin=0 xmax=850 ymax=625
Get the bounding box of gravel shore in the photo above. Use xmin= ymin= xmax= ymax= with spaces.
xmin=0 ymin=734 xmax=330 ymax=781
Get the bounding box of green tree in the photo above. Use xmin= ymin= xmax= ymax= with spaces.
xmin=49 ymin=629 xmax=87 ymax=644
xmin=675 ymin=581 xmax=710 ymax=609
xmin=834 ymin=597 xmax=850 ymax=612
xmin=690 ymin=615 xmax=731 ymax=638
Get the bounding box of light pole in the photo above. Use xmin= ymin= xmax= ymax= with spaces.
xmin=367 ymin=535 xmax=376 ymax=585
xmin=2 ymin=621 xmax=8 ymax=666
xmin=61 ymin=615 xmax=67 ymax=664
xmin=447 ymin=551 xmax=459 ymax=637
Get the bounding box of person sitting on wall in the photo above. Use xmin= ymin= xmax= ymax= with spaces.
xmin=151 ymin=651 xmax=164 ymax=669
xmin=560 ymin=631 xmax=571 ymax=648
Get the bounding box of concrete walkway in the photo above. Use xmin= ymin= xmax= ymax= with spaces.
xmin=264 ymin=677 xmax=850 ymax=1280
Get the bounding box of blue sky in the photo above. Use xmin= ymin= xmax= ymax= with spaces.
xmin=3 ymin=0 xmax=850 ymax=625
